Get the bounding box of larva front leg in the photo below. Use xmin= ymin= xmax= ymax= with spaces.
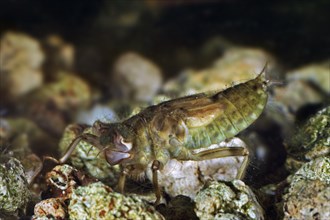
xmin=151 ymin=160 xmax=162 ymax=205
xmin=58 ymin=133 xmax=103 ymax=164
xmin=118 ymin=165 xmax=131 ymax=195
xmin=41 ymin=133 xmax=103 ymax=172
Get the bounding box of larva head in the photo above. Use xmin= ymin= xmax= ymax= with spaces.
xmin=254 ymin=63 xmax=285 ymax=92
xmin=92 ymin=121 xmax=134 ymax=165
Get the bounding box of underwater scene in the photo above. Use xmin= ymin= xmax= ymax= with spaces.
xmin=0 ymin=1 xmax=329 ymax=219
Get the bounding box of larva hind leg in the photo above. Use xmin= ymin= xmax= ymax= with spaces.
xmin=191 ymin=145 xmax=249 ymax=179
xmin=169 ymin=136 xmax=250 ymax=179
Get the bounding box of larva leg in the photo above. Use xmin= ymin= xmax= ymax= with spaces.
xmin=236 ymin=152 xmax=249 ymax=179
xmin=151 ymin=160 xmax=162 ymax=205
xmin=191 ymin=146 xmax=249 ymax=179
xmin=59 ymin=133 xmax=102 ymax=164
xmin=31 ymin=133 xmax=102 ymax=185
xmin=118 ymin=166 xmax=128 ymax=194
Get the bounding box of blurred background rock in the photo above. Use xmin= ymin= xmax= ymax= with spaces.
xmin=1 ymin=0 xmax=329 ymax=81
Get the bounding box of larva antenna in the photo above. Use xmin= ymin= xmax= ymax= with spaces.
xmin=256 ymin=61 xmax=268 ymax=81
xmin=256 ymin=62 xmax=284 ymax=88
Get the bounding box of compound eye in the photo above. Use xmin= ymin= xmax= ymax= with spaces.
xmin=92 ymin=120 xmax=109 ymax=135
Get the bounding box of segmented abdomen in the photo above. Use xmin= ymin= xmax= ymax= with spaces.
xmin=186 ymin=73 xmax=268 ymax=149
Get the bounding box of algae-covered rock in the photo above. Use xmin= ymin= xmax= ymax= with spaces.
xmin=283 ymin=157 xmax=330 ymax=220
xmin=45 ymin=164 xmax=79 ymax=199
xmin=32 ymin=198 xmax=67 ymax=220
xmin=0 ymin=117 xmax=52 ymax=183
xmin=286 ymin=106 xmax=330 ymax=172
xmin=45 ymin=164 xmax=96 ymax=199
xmin=68 ymin=182 xmax=165 ymax=220
xmin=194 ymin=180 xmax=264 ymax=220
xmin=58 ymin=124 xmax=121 ymax=184
xmin=33 ymin=165 xmax=96 ymax=219
xmin=292 ymin=156 xmax=330 ymax=184
xmin=0 ymin=157 xmax=30 ymax=216
xmin=214 ymin=213 xmax=243 ymax=220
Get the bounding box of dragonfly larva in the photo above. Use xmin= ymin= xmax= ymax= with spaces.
xmin=56 ymin=66 xmax=269 ymax=204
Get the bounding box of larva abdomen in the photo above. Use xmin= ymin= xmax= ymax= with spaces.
xmin=186 ymin=73 xmax=268 ymax=149
xmin=213 ymin=72 xmax=268 ymax=137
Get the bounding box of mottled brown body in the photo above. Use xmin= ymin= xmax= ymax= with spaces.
xmin=59 ymin=70 xmax=268 ymax=204
xmin=117 ymin=72 xmax=267 ymax=169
